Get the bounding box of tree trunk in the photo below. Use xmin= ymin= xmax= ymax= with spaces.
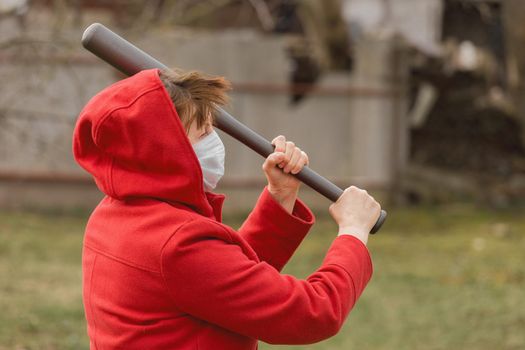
xmin=503 ymin=0 xmax=525 ymax=142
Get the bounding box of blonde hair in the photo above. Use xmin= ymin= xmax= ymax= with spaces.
xmin=159 ymin=69 xmax=231 ymax=132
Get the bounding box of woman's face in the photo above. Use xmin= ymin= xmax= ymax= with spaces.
xmin=187 ymin=118 xmax=213 ymax=145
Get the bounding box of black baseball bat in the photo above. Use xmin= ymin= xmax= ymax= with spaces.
xmin=81 ymin=23 xmax=387 ymax=234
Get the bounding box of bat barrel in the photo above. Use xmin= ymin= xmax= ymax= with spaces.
xmin=81 ymin=23 xmax=386 ymax=234
xmin=82 ymin=23 xmax=169 ymax=76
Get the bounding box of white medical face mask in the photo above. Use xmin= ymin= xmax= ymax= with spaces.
xmin=192 ymin=130 xmax=225 ymax=192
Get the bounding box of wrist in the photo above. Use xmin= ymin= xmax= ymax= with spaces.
xmin=267 ymin=185 xmax=298 ymax=202
xmin=267 ymin=186 xmax=298 ymax=214
xmin=337 ymin=225 xmax=368 ymax=245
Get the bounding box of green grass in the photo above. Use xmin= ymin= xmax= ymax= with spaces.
xmin=0 ymin=212 xmax=88 ymax=350
xmin=0 ymin=204 xmax=524 ymax=350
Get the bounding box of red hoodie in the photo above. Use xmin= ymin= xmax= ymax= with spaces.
xmin=73 ymin=69 xmax=373 ymax=350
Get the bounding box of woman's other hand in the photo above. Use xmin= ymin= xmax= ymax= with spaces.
xmin=262 ymin=135 xmax=309 ymax=213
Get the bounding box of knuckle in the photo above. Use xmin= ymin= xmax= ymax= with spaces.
xmin=286 ymin=141 xmax=295 ymax=147
xmin=273 ymin=136 xmax=285 ymax=146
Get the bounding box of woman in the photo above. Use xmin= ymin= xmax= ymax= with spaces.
xmin=73 ymin=68 xmax=380 ymax=349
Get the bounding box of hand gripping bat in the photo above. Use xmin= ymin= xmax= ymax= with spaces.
xmin=81 ymin=23 xmax=387 ymax=234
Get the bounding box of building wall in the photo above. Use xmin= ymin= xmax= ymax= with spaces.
xmin=0 ymin=11 xmax=408 ymax=213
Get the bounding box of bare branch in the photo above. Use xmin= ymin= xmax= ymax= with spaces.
xmin=248 ymin=0 xmax=275 ymax=31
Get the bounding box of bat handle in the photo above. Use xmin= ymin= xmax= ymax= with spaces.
xmin=294 ymin=166 xmax=387 ymax=234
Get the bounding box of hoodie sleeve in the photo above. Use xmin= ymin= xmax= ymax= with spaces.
xmin=237 ymin=186 xmax=315 ymax=271
xmin=161 ymin=219 xmax=373 ymax=345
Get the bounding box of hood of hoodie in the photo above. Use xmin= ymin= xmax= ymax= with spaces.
xmin=73 ymin=69 xmax=221 ymax=218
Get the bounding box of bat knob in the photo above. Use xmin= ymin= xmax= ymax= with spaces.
xmin=82 ymin=23 xmax=104 ymax=48
xmin=370 ymin=210 xmax=387 ymax=234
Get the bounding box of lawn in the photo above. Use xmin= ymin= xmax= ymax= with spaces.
xmin=0 ymin=204 xmax=524 ymax=350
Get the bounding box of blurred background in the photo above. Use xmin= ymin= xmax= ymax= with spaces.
xmin=0 ymin=0 xmax=523 ymax=349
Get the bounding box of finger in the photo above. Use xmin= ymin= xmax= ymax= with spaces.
xmin=281 ymin=141 xmax=295 ymax=168
xmin=271 ymin=135 xmax=286 ymax=153
xmin=284 ymin=147 xmax=302 ymax=173
xmin=302 ymin=151 xmax=309 ymax=166
xmin=291 ymin=149 xmax=308 ymax=174
xmin=262 ymin=152 xmax=285 ymax=171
